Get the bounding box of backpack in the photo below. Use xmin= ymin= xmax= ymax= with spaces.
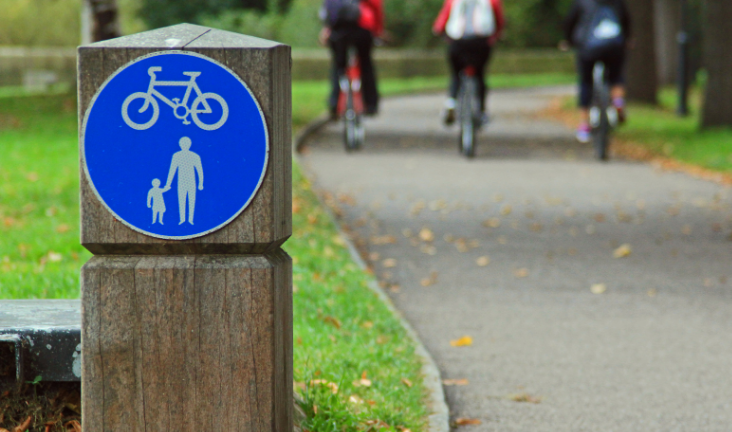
xmin=582 ymin=1 xmax=625 ymax=52
xmin=445 ymin=0 xmax=496 ymax=40
xmin=323 ymin=0 xmax=361 ymax=27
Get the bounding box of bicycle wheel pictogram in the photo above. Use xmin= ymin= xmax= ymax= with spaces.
xmin=122 ymin=92 xmax=160 ymax=131
xmin=191 ymin=93 xmax=229 ymax=131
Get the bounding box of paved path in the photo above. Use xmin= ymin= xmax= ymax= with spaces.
xmin=299 ymin=87 xmax=732 ymax=431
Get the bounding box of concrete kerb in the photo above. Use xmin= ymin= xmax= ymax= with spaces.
xmin=293 ymin=123 xmax=451 ymax=432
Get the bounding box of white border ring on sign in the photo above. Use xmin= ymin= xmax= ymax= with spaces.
xmin=80 ymin=50 xmax=270 ymax=241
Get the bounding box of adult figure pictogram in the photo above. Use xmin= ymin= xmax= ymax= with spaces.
xmin=164 ymin=136 xmax=204 ymax=225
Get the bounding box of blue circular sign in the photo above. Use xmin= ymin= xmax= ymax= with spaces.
xmin=82 ymin=51 xmax=268 ymax=240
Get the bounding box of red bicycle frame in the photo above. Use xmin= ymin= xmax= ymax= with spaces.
xmin=337 ymin=52 xmax=364 ymax=116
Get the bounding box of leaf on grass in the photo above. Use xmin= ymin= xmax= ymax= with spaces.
xmin=419 ymin=228 xmax=435 ymax=242
xmin=307 ymin=213 xmax=318 ymax=224
xmin=507 ymin=392 xmax=542 ymax=403
xmin=613 ymin=244 xmax=632 ymax=258
xmin=64 ymin=420 xmax=82 ymax=432
xmin=309 ymin=379 xmax=339 ymax=394
xmin=442 ymin=378 xmax=469 ymax=386
xmin=349 ymin=395 xmax=365 ymax=404
xmin=364 ymin=419 xmax=391 ymax=429
xmin=401 ymin=377 xmax=413 ymax=388
xmin=476 ymin=256 xmax=490 ymax=267
xmin=55 ymin=224 xmax=70 ymax=234
xmin=362 ymin=321 xmax=374 ymax=329
xmin=454 ymin=418 xmax=481 ymax=426
xmin=450 ymin=336 xmax=473 ymax=347
xmin=13 ymin=416 xmax=32 ymax=432
xmin=590 ymin=283 xmax=607 ymax=294
xmin=322 ymin=316 xmax=342 ymax=329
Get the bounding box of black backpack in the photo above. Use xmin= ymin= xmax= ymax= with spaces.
xmin=324 ymin=0 xmax=361 ymax=27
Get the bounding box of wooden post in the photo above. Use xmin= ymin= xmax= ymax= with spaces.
xmin=78 ymin=24 xmax=292 ymax=431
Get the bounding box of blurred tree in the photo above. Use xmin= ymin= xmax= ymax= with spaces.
xmin=87 ymin=0 xmax=121 ymax=41
xmin=701 ymin=0 xmax=732 ymax=127
xmin=626 ymin=0 xmax=658 ymax=104
xmin=139 ymin=0 xmax=291 ymax=28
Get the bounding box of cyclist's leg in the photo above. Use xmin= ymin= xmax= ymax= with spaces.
xmin=472 ymin=38 xmax=492 ymax=116
xmin=329 ymin=29 xmax=350 ymax=116
xmin=353 ymin=27 xmax=378 ymax=115
xmin=444 ymin=39 xmax=466 ymax=125
xmin=576 ymin=52 xmax=595 ymax=142
xmin=604 ymin=47 xmax=627 ymax=122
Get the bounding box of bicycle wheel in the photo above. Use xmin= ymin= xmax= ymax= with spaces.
xmin=459 ymin=76 xmax=477 ymax=159
xmin=191 ymin=93 xmax=229 ymax=131
xmin=590 ymin=64 xmax=610 ymax=161
xmin=343 ymin=85 xmax=359 ymax=152
xmin=121 ymin=92 xmax=159 ymax=130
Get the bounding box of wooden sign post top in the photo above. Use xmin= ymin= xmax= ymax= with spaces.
xmin=78 ymin=23 xmax=292 ymax=255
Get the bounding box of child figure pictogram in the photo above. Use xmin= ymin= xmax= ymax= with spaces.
xmin=147 ymin=178 xmax=166 ymax=224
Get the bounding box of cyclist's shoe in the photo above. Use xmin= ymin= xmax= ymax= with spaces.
xmin=480 ymin=112 xmax=491 ymax=127
xmin=613 ymin=97 xmax=626 ymax=124
xmin=365 ymin=106 xmax=379 ymax=117
xmin=443 ymin=98 xmax=456 ymax=126
xmin=329 ymin=106 xmax=338 ymax=121
xmin=576 ymin=123 xmax=591 ymax=143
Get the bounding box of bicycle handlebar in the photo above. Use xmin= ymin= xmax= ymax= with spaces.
xmin=148 ymin=67 xmax=162 ymax=76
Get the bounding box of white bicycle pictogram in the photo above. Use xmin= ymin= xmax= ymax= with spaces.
xmin=122 ymin=67 xmax=229 ymax=131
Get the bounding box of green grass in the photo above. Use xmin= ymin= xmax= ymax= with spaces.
xmin=615 ymin=88 xmax=732 ymax=173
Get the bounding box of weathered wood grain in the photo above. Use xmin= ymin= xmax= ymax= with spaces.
xmin=81 ymin=253 xmax=293 ymax=432
xmin=78 ymin=24 xmax=292 ymax=254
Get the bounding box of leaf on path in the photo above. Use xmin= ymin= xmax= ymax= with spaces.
xmin=454 ymin=418 xmax=481 ymax=426
xmin=410 ymin=201 xmax=426 ymax=216
xmin=564 ymin=207 xmax=577 ymax=217
xmin=401 ymin=377 xmax=413 ymax=388
xmin=372 ymin=235 xmax=397 ymax=245
xmin=420 ymin=244 xmax=437 ymax=255
xmin=498 ymin=236 xmax=508 ymax=245
xmin=613 ymin=244 xmax=632 ymax=258
xmin=500 ymin=204 xmax=513 ymax=216
xmin=444 ymin=233 xmax=455 ymax=242
xmin=337 ymin=193 xmax=357 ymax=206
xmin=450 ymin=336 xmax=473 ymax=347
xmin=493 ymin=194 xmax=504 ymax=202
xmin=402 ymin=228 xmax=413 ymax=238
xmin=419 ymin=228 xmax=435 ymax=242
xmin=530 ymin=222 xmax=543 ymax=232
xmin=443 ymin=378 xmax=469 ymax=386
xmin=585 ymin=225 xmax=596 ymax=234
xmin=513 ymin=268 xmax=529 ymax=278
xmin=594 ymin=213 xmax=606 ymax=223
xmin=681 ymin=225 xmax=692 ymax=235
xmin=483 ymin=218 xmax=501 ymax=228
xmin=420 ymin=271 xmax=438 ymax=287
xmin=369 ymin=252 xmax=381 ymax=261
xmin=590 ymin=283 xmax=607 ymax=294
xmin=476 ymin=256 xmax=490 ymax=266
xmin=382 ymin=258 xmax=397 ymax=268
xmin=429 ymin=199 xmax=447 ymax=211
xmin=508 ymin=392 xmax=542 ymax=403
xmin=647 ymin=288 xmax=658 ymax=297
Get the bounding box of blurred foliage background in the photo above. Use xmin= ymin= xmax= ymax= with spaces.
xmin=0 ymin=0 xmax=579 ymax=49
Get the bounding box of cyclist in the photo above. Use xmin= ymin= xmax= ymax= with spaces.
xmin=562 ymin=0 xmax=631 ymax=143
xmin=320 ymin=0 xmax=384 ymax=118
xmin=433 ymin=0 xmax=505 ymax=126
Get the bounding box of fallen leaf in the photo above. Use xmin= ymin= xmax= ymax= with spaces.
xmin=64 ymin=421 xmax=81 ymax=432
xmin=476 ymin=256 xmax=490 ymax=266
xmin=362 ymin=321 xmax=374 ymax=329
xmin=493 ymin=194 xmax=504 ymax=202
xmin=419 ymin=228 xmax=435 ymax=242
xmin=353 ymin=378 xmax=372 ymax=387
xmin=369 ymin=252 xmax=381 ymax=261
xmin=420 ymin=271 xmax=438 ymax=287
xmin=497 ymin=236 xmax=508 ymax=245
xmin=591 ymin=283 xmax=607 ymax=294
xmin=382 ymin=258 xmax=397 ymax=268
xmin=55 ymin=224 xmax=70 ymax=234
xmin=513 ymin=268 xmax=529 ymax=278
xmin=483 ymin=218 xmax=501 ymax=228
xmin=322 ymin=316 xmax=342 ymax=329
xmin=401 ymin=377 xmax=413 ymax=388
xmin=613 ymin=244 xmax=632 ymax=258
xmin=442 ymin=378 xmax=469 ymax=386
xmin=47 ymin=252 xmax=63 ymax=263
xmin=402 ymin=228 xmax=413 ymax=238
xmin=508 ymin=392 xmax=542 ymax=403
xmin=26 ymin=172 xmax=38 ymax=182
xmin=529 ymin=222 xmax=543 ymax=232
xmin=13 ymin=416 xmax=32 ymax=432
xmin=420 ymin=244 xmax=437 ymax=255
xmin=307 ymin=214 xmax=318 ymax=224
xmin=647 ymin=288 xmax=658 ymax=297
xmin=454 ymin=418 xmax=481 ymax=426
xmin=500 ymin=204 xmax=512 ymax=216
xmin=450 ymin=336 xmax=473 ymax=347
xmin=681 ymin=225 xmax=692 ymax=235
xmin=372 ymin=235 xmax=397 ymax=245
xmin=594 ymin=213 xmax=606 ymax=223
xmin=310 ymin=380 xmax=339 ymax=394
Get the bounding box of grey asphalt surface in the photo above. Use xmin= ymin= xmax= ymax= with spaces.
xmin=298 ymin=87 xmax=732 ymax=431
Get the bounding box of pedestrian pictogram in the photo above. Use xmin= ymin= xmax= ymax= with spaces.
xmin=82 ymin=51 xmax=269 ymax=240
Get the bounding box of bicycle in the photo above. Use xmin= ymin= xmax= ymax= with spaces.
xmin=122 ymin=67 xmax=229 ymax=131
xmin=589 ymin=62 xmax=618 ymax=161
xmin=457 ymin=66 xmax=482 ymax=159
xmin=337 ymin=47 xmax=365 ymax=152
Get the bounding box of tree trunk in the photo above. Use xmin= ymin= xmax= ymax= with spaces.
xmin=89 ymin=0 xmax=121 ymax=42
xmin=654 ymin=0 xmax=680 ymax=86
xmin=626 ymin=0 xmax=658 ymax=104
xmin=701 ymin=0 xmax=732 ymax=128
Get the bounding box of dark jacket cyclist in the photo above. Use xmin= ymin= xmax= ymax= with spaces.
xmin=433 ymin=0 xmax=505 ymax=126
xmin=321 ymin=0 xmax=384 ymax=117
xmin=563 ymin=0 xmax=631 ymax=143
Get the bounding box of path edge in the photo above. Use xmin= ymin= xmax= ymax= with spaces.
xmin=293 ymin=122 xmax=450 ymax=432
